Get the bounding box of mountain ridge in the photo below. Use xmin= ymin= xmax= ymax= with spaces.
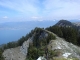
xmin=2 ymin=28 xmax=80 ymax=60
xmin=1 ymin=20 xmax=80 ymax=60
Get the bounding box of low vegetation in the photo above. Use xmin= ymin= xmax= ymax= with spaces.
xmin=0 ymin=48 xmax=4 ymax=60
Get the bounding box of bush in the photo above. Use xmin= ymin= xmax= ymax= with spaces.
xmin=0 ymin=48 xmax=4 ymax=60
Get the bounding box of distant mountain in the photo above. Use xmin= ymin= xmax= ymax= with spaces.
xmin=46 ymin=20 xmax=80 ymax=45
xmin=73 ymin=22 xmax=80 ymax=26
xmin=73 ymin=22 xmax=80 ymax=31
xmin=55 ymin=20 xmax=80 ymax=32
xmin=0 ymin=21 xmax=57 ymax=30
xmin=55 ymin=20 xmax=73 ymax=27
xmin=0 ymin=21 xmax=58 ymax=45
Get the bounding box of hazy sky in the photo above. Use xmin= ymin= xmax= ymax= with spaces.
xmin=0 ymin=0 xmax=80 ymax=22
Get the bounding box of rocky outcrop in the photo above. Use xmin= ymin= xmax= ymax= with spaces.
xmin=3 ymin=47 xmax=26 ymax=60
xmin=20 ymin=39 xmax=29 ymax=55
xmin=48 ymin=36 xmax=80 ymax=59
xmin=3 ymin=38 xmax=31 ymax=60
xmin=45 ymin=30 xmax=80 ymax=59
xmin=20 ymin=37 xmax=33 ymax=55
xmin=37 ymin=56 xmax=46 ymax=60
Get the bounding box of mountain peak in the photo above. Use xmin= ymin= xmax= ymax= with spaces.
xmin=55 ymin=20 xmax=72 ymax=27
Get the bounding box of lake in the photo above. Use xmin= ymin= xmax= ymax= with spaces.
xmin=0 ymin=21 xmax=57 ymax=45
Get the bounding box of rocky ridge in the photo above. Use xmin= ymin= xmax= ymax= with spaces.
xmin=3 ymin=29 xmax=80 ymax=60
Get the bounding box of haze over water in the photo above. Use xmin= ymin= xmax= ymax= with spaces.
xmin=0 ymin=21 xmax=57 ymax=45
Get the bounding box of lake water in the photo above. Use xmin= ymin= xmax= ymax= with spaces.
xmin=0 ymin=21 xmax=57 ymax=45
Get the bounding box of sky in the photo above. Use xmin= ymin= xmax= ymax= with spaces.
xmin=0 ymin=0 xmax=80 ymax=22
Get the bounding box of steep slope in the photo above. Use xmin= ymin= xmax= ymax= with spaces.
xmin=48 ymin=36 xmax=80 ymax=59
xmin=46 ymin=30 xmax=80 ymax=60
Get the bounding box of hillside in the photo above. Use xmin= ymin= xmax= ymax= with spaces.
xmin=2 ymin=28 xmax=80 ymax=60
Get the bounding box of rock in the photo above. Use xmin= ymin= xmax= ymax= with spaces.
xmin=48 ymin=36 xmax=80 ymax=59
xmin=62 ymin=53 xmax=71 ymax=58
xmin=37 ymin=56 xmax=46 ymax=60
xmin=3 ymin=47 xmax=26 ymax=60
xmin=20 ymin=39 xmax=29 ymax=55
xmin=3 ymin=38 xmax=32 ymax=60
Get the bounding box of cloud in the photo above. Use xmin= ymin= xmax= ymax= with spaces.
xmin=0 ymin=0 xmax=39 ymax=15
xmin=42 ymin=0 xmax=80 ymax=19
xmin=0 ymin=0 xmax=80 ymax=22
xmin=31 ymin=16 xmax=42 ymax=19
xmin=3 ymin=16 xmax=8 ymax=19
xmin=31 ymin=16 xmax=43 ymax=21
xmin=31 ymin=16 xmax=39 ymax=19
